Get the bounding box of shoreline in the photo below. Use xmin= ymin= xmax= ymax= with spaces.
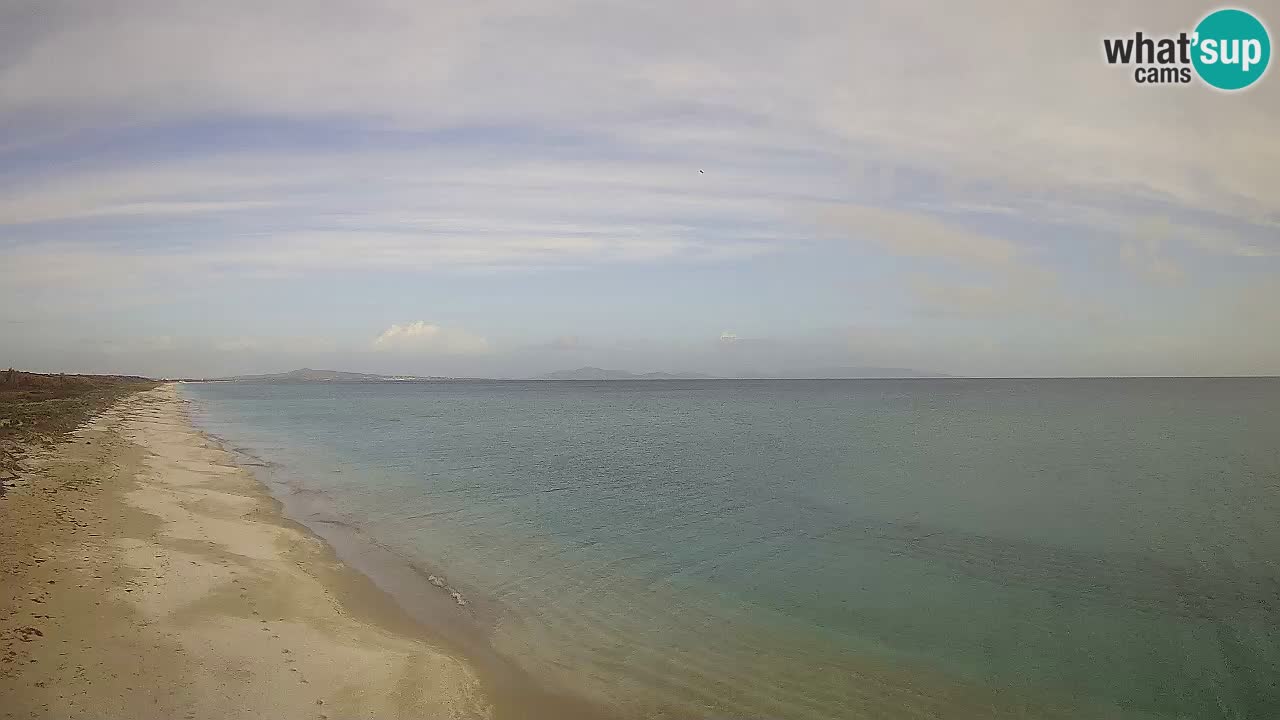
xmin=0 ymin=384 xmax=599 ymax=719
xmin=181 ymin=390 xmax=614 ymax=720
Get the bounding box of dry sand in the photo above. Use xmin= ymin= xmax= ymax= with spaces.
xmin=0 ymin=384 xmax=491 ymax=719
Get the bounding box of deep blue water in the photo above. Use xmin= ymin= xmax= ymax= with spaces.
xmin=181 ymin=378 xmax=1280 ymax=719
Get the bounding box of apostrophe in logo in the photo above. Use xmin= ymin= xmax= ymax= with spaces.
xmin=1102 ymin=7 xmax=1271 ymax=90
xmin=1192 ymin=8 xmax=1270 ymax=90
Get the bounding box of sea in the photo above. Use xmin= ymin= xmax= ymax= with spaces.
xmin=180 ymin=378 xmax=1280 ymax=719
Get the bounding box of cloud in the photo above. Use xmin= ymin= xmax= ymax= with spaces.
xmin=544 ymin=335 xmax=586 ymax=351
xmin=213 ymin=336 xmax=262 ymax=353
xmin=0 ymin=149 xmax=791 ymax=294
xmin=98 ymin=334 xmax=340 ymax=357
xmin=1120 ymin=241 xmax=1185 ymax=284
xmin=100 ymin=335 xmax=179 ymax=355
xmin=2 ymin=1 xmax=1278 ymax=378
xmin=371 ymin=321 xmax=490 ymax=355
xmin=1164 ymin=223 xmax=1280 ymax=260
xmin=908 ymin=275 xmax=1095 ymax=323
xmin=814 ymin=204 xmax=1020 ymax=266
xmin=3 ymin=1 xmax=1277 ymax=219
xmin=0 ymin=159 xmax=305 ymax=225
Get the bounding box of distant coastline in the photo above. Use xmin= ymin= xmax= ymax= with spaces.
xmin=186 ymin=366 xmax=953 ymax=383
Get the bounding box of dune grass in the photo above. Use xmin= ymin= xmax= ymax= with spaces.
xmin=0 ymin=369 xmax=157 ymax=488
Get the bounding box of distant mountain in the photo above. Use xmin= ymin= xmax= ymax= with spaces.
xmin=213 ymin=368 xmax=441 ymax=382
xmin=210 ymin=366 xmax=949 ymax=383
xmin=780 ymin=366 xmax=950 ymax=379
xmin=637 ymin=371 xmax=719 ymax=380
xmin=534 ymin=367 xmax=717 ymax=380
xmin=534 ymin=366 xmax=947 ymax=380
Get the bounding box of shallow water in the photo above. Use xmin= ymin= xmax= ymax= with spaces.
xmin=181 ymin=378 xmax=1280 ymax=719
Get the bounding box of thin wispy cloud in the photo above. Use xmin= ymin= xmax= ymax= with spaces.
xmin=1 ymin=0 xmax=1277 ymax=377
xmin=814 ymin=204 xmax=1021 ymax=266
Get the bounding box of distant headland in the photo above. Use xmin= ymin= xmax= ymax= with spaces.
xmin=190 ymin=366 xmax=950 ymax=382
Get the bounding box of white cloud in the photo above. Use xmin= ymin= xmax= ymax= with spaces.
xmin=2 ymin=1 xmax=1278 ymax=377
xmin=2 ymin=1 xmax=1276 ymax=219
xmin=372 ymin=321 xmax=490 ymax=355
xmin=0 ymin=160 xmax=308 ymax=225
xmin=0 ymin=149 xmax=792 ymax=292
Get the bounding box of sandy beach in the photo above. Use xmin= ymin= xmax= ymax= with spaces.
xmin=0 ymin=384 xmax=491 ymax=719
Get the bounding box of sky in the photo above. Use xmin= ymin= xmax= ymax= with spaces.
xmin=1 ymin=0 xmax=1277 ymax=378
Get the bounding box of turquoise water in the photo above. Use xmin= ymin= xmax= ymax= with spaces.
xmin=182 ymin=379 xmax=1280 ymax=719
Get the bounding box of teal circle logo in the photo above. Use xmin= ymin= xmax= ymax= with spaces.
xmin=1192 ymin=9 xmax=1271 ymax=90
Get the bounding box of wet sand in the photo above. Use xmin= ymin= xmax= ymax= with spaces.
xmin=0 ymin=384 xmax=493 ymax=719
